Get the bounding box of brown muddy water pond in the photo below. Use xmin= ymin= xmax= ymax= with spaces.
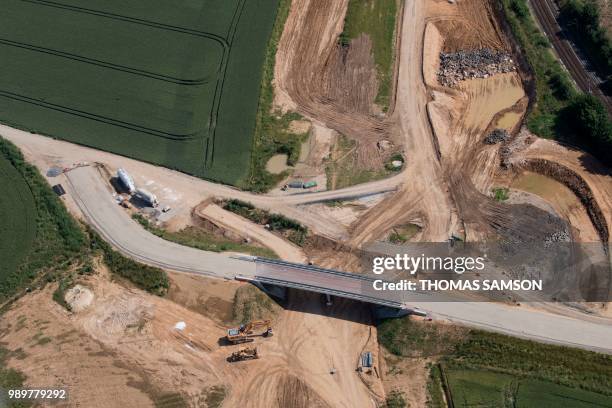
xmin=511 ymin=171 xmax=577 ymax=208
xmin=495 ymin=111 xmax=522 ymax=130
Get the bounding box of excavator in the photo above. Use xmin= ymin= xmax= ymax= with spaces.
xmin=226 ymin=320 xmax=273 ymax=344
xmin=227 ymin=347 xmax=259 ymax=362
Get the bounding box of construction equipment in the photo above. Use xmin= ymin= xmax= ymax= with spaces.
xmin=287 ymin=180 xmax=304 ymax=189
xmin=228 ymin=347 xmax=259 ymax=362
xmin=226 ymin=320 xmax=273 ymax=344
xmin=134 ymin=188 xmax=158 ymax=207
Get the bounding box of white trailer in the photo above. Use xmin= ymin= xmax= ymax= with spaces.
xmin=134 ymin=188 xmax=158 ymax=207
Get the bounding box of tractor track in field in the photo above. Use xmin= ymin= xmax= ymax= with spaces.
xmin=274 ymin=0 xmax=395 ymax=170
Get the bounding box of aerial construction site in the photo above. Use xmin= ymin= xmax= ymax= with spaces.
xmin=0 ymin=0 xmax=611 ymax=407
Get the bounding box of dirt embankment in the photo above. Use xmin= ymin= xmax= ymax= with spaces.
xmin=503 ymin=135 xmax=612 ymax=244
xmin=520 ymin=159 xmax=610 ymax=244
xmin=489 ymin=0 xmax=538 ymax=115
xmin=195 ymin=202 xmax=307 ymax=262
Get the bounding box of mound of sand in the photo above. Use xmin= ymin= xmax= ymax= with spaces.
xmin=65 ymin=284 xmax=94 ymax=312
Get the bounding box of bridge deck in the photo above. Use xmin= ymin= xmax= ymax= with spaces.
xmin=236 ymin=257 xmax=409 ymax=310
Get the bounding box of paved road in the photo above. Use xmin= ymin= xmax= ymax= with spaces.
xmin=420 ymin=301 xmax=612 ymax=354
xmin=66 ymin=166 xmax=256 ymax=278
xmin=65 ymin=166 xmax=612 ymax=353
xmin=529 ymin=0 xmax=612 ymax=113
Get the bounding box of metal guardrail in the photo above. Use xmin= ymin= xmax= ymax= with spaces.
xmin=252 ymin=257 xmax=379 ymax=282
xmin=236 ymin=275 xmax=407 ymax=309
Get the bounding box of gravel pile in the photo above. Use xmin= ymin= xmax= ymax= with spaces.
xmin=544 ymin=230 xmax=571 ymax=247
xmin=438 ymin=48 xmax=515 ymax=87
xmin=484 ymin=128 xmax=510 ymax=145
xmin=499 ymin=146 xmax=512 ymax=168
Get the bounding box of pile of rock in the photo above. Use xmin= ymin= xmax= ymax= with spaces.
xmin=438 ymin=48 xmax=516 ymax=87
xmin=484 ymin=128 xmax=510 ymax=145
xmin=544 ymin=230 xmax=571 ymax=246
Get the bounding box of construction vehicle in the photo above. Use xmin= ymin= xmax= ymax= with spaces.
xmin=227 ymin=347 xmax=259 ymax=362
xmin=287 ymin=180 xmax=304 ymax=189
xmin=118 ymin=196 xmax=131 ymax=209
xmin=134 ymin=188 xmax=158 ymax=207
xmin=226 ymin=320 xmax=273 ymax=344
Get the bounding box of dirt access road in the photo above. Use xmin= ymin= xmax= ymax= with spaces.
xmin=196 ymin=203 xmax=307 ymax=263
xmin=349 ymin=0 xmax=457 ymax=245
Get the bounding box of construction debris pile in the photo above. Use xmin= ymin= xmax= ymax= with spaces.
xmin=544 ymin=230 xmax=571 ymax=246
xmin=438 ymin=49 xmax=515 ymax=87
xmin=484 ymin=128 xmax=510 ymax=145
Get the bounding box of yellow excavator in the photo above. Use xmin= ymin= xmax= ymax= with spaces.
xmin=226 ymin=320 xmax=273 ymax=344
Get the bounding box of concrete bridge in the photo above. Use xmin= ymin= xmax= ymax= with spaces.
xmin=236 ymin=257 xmax=417 ymax=313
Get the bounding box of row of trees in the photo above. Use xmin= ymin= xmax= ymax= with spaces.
xmin=558 ymin=1 xmax=612 ymax=163
xmin=563 ymin=94 xmax=612 ymax=165
xmin=560 ymin=0 xmax=612 ymax=93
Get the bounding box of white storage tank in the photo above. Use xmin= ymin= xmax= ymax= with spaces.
xmin=117 ymin=168 xmax=135 ymax=194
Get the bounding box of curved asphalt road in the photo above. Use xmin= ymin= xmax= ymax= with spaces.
xmin=65 ymin=166 xmax=612 ymax=353
xmin=66 ymin=166 xmax=256 ymax=278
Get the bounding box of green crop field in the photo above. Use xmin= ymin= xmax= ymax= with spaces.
xmin=0 ymin=154 xmax=36 ymax=287
xmin=0 ymin=136 xmax=86 ymax=302
xmin=0 ymin=0 xmax=279 ymax=185
xmin=447 ymin=369 xmax=612 ymax=407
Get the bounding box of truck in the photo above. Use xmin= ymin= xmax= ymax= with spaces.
xmin=226 ymin=320 xmax=273 ymax=344
xmin=287 ymin=180 xmax=304 ymax=189
xmin=134 ymin=188 xmax=158 ymax=207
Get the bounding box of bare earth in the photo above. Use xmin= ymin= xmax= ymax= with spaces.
xmin=195 ymin=202 xmax=307 ymax=263
xmin=0 ymin=268 xmax=230 ymax=407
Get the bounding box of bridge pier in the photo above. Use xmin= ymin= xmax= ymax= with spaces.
xmin=249 ymin=281 xmax=287 ymax=300
xmin=373 ymin=306 xmax=412 ymax=319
